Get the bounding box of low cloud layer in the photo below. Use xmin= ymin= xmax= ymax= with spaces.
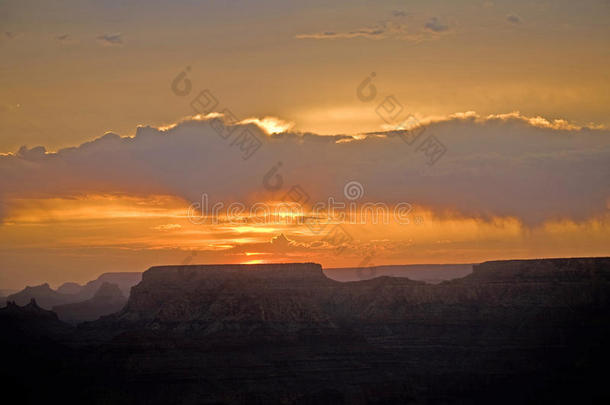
xmin=1 ymin=113 xmax=609 ymax=225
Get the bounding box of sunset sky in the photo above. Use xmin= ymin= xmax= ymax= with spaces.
xmin=1 ymin=0 xmax=609 ymax=289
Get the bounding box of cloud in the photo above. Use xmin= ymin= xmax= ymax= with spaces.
xmin=269 ymin=233 xmax=295 ymax=252
xmin=382 ymin=111 xmax=587 ymax=132
xmin=4 ymin=32 xmax=18 ymax=40
xmin=296 ymin=27 xmax=386 ymax=40
xmin=1 ymin=113 xmax=609 ymax=226
xmin=152 ymin=223 xmax=182 ymax=231
xmin=226 ymin=233 xmax=330 ymax=259
xmin=16 ymin=145 xmax=46 ymax=159
xmin=296 ymin=13 xmax=450 ymax=41
xmin=0 ymin=102 xmax=22 ymax=113
xmin=97 ymin=33 xmax=123 ymax=46
xmin=424 ymin=17 xmax=448 ymax=32
xmin=507 ymin=14 xmax=522 ymax=24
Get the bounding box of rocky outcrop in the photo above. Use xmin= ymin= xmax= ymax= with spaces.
xmin=8 ymin=272 xmax=142 ymax=310
xmin=0 ymin=299 xmax=72 ymax=340
xmin=1 ymin=299 xmax=58 ymax=321
xmin=53 ymin=283 xmax=127 ymax=324
xmin=99 ymin=258 xmax=610 ymax=330
xmin=57 ymin=272 xmax=142 ymax=301
xmin=91 ymin=264 xmax=356 ymax=345
xmin=0 ymin=289 xmax=15 ymax=306
xmin=0 ymin=300 xmax=75 ymax=404
xmin=78 ymin=258 xmax=610 ymax=403
xmin=78 ymin=272 xmax=142 ymax=299
xmin=56 ymin=282 xmax=83 ymax=295
xmin=6 ymin=283 xmax=74 ymax=309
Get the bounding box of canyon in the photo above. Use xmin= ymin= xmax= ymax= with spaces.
xmin=1 ymin=258 xmax=609 ymax=404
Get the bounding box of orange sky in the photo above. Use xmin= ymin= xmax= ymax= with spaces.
xmin=1 ymin=0 xmax=609 ymax=289
xmin=1 ymin=191 xmax=609 ymax=289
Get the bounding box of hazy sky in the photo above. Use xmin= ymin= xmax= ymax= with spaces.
xmin=1 ymin=0 xmax=609 ymax=289
xmin=2 ymin=0 xmax=609 ymax=151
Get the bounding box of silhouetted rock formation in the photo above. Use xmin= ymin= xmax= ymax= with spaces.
xmin=0 ymin=299 xmax=75 ymax=403
xmin=57 ymin=272 xmax=142 ymax=301
xmin=53 ymin=282 xmax=127 ymax=324
xmin=6 ymin=283 xmax=73 ymax=309
xmin=2 ymin=258 xmax=610 ymax=404
xmin=2 ymin=298 xmax=56 ymax=319
xmin=0 ymin=299 xmax=72 ymax=339
xmin=89 ymin=263 xmax=360 ymax=346
xmin=0 ymin=289 xmax=16 ymax=305
xmin=8 ymin=272 xmax=142 ymax=310
xmin=56 ymin=282 xmax=83 ymax=295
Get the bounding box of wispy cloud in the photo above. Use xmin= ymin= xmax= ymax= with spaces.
xmin=296 ymin=27 xmax=386 ymax=40
xmin=296 ymin=13 xmax=450 ymax=42
xmin=97 ymin=33 xmax=123 ymax=46
xmin=424 ymin=17 xmax=449 ymax=33
xmin=507 ymin=13 xmax=522 ymax=24
xmin=391 ymin=10 xmax=408 ymax=18
xmin=152 ymin=223 xmax=182 ymax=231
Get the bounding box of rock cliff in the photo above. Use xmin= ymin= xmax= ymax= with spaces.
xmin=102 ymin=258 xmax=609 ymax=329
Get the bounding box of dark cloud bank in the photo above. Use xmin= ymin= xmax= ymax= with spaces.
xmin=1 ymin=115 xmax=608 ymax=225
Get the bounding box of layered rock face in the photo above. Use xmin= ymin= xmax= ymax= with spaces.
xmin=84 ymin=259 xmax=609 ymax=403
xmin=106 ymin=259 xmax=609 ymax=328
xmin=95 ymin=264 xmax=354 ymax=345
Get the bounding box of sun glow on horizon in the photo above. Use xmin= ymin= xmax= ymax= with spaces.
xmin=241 ymin=259 xmax=266 ymax=264
xmin=2 ymin=194 xmax=609 ymax=268
xmin=239 ymin=116 xmax=295 ymax=134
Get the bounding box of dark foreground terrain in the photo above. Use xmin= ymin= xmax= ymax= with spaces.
xmin=2 ymin=258 xmax=609 ymax=404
